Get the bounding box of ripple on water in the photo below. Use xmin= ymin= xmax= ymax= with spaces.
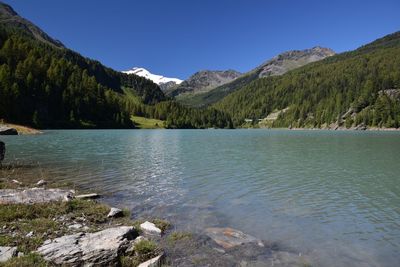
xmin=2 ymin=129 xmax=400 ymax=267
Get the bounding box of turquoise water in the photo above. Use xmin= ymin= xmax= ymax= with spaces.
xmin=2 ymin=129 xmax=400 ymax=266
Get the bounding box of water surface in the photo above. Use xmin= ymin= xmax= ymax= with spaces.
xmin=2 ymin=129 xmax=400 ymax=266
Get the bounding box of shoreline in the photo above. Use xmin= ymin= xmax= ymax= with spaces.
xmin=0 ymin=166 xmax=313 ymax=267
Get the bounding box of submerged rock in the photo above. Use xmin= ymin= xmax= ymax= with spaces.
xmin=38 ymin=226 xmax=137 ymax=266
xmin=0 ymin=246 xmax=18 ymax=262
xmin=0 ymin=188 xmax=74 ymax=204
xmin=0 ymin=127 xmax=18 ymax=135
xmin=205 ymin=227 xmax=264 ymax=249
xmin=140 ymin=221 xmax=162 ymax=236
xmin=107 ymin=207 xmax=123 ymax=218
xmin=138 ymin=253 xmax=164 ymax=267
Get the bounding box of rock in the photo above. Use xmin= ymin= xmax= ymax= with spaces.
xmin=138 ymin=253 xmax=164 ymax=267
xmin=107 ymin=207 xmax=123 ymax=218
xmin=0 ymin=188 xmax=74 ymax=204
xmin=36 ymin=179 xmax=47 ymax=186
xmin=355 ymin=123 xmax=367 ymax=131
xmin=68 ymin=223 xmax=83 ymax=230
xmin=140 ymin=221 xmax=162 ymax=236
xmin=0 ymin=246 xmax=18 ymax=262
xmin=26 ymin=231 xmax=34 ymax=237
xmin=38 ymin=226 xmax=137 ymax=266
xmin=205 ymin=227 xmax=264 ymax=249
xmin=0 ymin=126 xmax=18 ymax=135
xmin=11 ymin=179 xmax=22 ymax=185
xmin=75 ymin=193 xmax=100 ymax=199
xmin=0 ymin=141 xmax=4 ymax=163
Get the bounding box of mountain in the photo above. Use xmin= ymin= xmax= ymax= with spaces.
xmin=123 ymin=67 xmax=183 ymax=91
xmin=0 ymin=2 xmax=232 ymax=129
xmin=213 ymin=31 xmax=400 ymax=129
xmin=254 ymin=46 xmax=335 ymax=78
xmin=167 ymin=69 xmax=242 ymax=98
xmin=177 ymin=47 xmax=335 ymax=107
xmin=0 ymin=2 xmax=64 ymax=48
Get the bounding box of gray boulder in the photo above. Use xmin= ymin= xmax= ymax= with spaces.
xmin=140 ymin=221 xmax=162 ymax=236
xmin=0 ymin=127 xmax=18 ymax=135
xmin=107 ymin=207 xmax=123 ymax=218
xmin=0 ymin=246 xmax=18 ymax=262
xmin=38 ymin=226 xmax=137 ymax=266
xmin=0 ymin=188 xmax=74 ymax=204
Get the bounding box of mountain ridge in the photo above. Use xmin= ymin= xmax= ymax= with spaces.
xmin=166 ymin=69 xmax=242 ymax=98
xmin=0 ymin=2 xmax=64 ymax=48
xmin=213 ymin=31 xmax=400 ymax=129
xmin=176 ymin=46 xmax=335 ymax=107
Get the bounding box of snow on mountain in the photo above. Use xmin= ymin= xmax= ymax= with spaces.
xmin=123 ymin=67 xmax=183 ymax=90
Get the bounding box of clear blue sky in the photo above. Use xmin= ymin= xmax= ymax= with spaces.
xmin=4 ymin=0 xmax=400 ymax=79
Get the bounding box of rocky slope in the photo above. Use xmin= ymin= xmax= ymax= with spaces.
xmin=166 ymin=70 xmax=242 ymax=97
xmin=177 ymin=47 xmax=335 ymax=107
xmin=254 ymin=46 xmax=335 ymax=78
xmin=0 ymin=2 xmax=64 ymax=48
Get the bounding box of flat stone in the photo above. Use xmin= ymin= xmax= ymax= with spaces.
xmin=68 ymin=223 xmax=83 ymax=230
xmin=107 ymin=207 xmax=123 ymax=218
xmin=205 ymin=227 xmax=264 ymax=249
xmin=140 ymin=221 xmax=161 ymax=236
xmin=75 ymin=193 xmax=100 ymax=199
xmin=0 ymin=246 xmax=18 ymax=262
xmin=138 ymin=254 xmax=163 ymax=267
xmin=0 ymin=127 xmax=18 ymax=135
xmin=0 ymin=188 xmax=74 ymax=204
xmin=37 ymin=226 xmax=137 ymax=266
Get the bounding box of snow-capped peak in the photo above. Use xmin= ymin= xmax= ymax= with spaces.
xmin=123 ymin=67 xmax=183 ymax=86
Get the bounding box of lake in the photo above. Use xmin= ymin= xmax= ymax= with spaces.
xmin=2 ymin=129 xmax=400 ymax=266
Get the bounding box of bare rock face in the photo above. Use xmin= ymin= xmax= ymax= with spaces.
xmin=205 ymin=227 xmax=264 ymax=249
xmin=0 ymin=188 xmax=74 ymax=204
xmin=0 ymin=246 xmax=18 ymax=262
xmin=166 ymin=70 xmax=242 ymax=97
xmin=37 ymin=226 xmax=137 ymax=266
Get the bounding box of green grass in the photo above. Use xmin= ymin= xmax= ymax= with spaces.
xmin=131 ymin=116 xmax=165 ymax=129
xmin=0 ymin=253 xmax=47 ymax=267
xmin=121 ymin=239 xmax=161 ymax=267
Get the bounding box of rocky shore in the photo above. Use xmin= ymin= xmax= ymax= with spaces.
xmin=0 ymin=123 xmax=42 ymax=135
xmin=0 ymin=174 xmax=313 ymax=267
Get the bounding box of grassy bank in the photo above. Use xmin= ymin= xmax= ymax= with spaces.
xmin=131 ymin=116 xmax=165 ymax=129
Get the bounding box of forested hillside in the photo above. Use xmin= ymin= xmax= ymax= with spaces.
xmin=178 ymin=47 xmax=334 ymax=107
xmin=0 ymin=3 xmax=232 ymax=129
xmin=214 ymin=32 xmax=400 ymax=129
